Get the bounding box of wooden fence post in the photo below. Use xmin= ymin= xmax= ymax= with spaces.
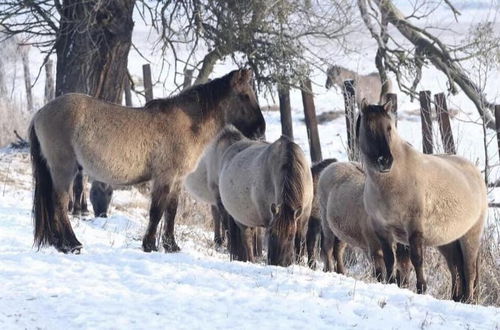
xmin=386 ymin=93 xmax=398 ymax=126
xmin=300 ymin=78 xmax=322 ymax=162
xmin=142 ymin=64 xmax=153 ymax=102
xmin=183 ymin=69 xmax=194 ymax=90
xmin=343 ymin=79 xmax=358 ymax=161
xmin=44 ymin=59 xmax=55 ymax=104
xmin=124 ymin=74 xmax=132 ymax=106
xmin=435 ymin=93 xmax=456 ymax=154
xmin=278 ymin=84 xmax=294 ymax=140
xmin=419 ymin=91 xmax=433 ymax=154
xmin=495 ymin=105 xmax=500 ymax=164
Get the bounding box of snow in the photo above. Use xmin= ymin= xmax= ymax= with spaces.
xmin=1 ymin=2 xmax=500 ymax=329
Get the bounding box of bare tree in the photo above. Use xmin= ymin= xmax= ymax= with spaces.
xmin=0 ymin=0 xmax=135 ymax=102
xmin=358 ymin=0 xmax=500 ymax=128
xmin=146 ymin=0 xmax=355 ymax=90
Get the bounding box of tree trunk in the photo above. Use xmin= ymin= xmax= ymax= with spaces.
xmin=21 ymin=46 xmax=33 ymax=111
xmin=55 ymin=0 xmax=135 ymax=103
xmin=44 ymin=59 xmax=55 ymax=104
xmin=194 ymin=49 xmax=223 ymax=85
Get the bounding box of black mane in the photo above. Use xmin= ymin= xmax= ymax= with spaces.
xmin=144 ymin=71 xmax=234 ymax=114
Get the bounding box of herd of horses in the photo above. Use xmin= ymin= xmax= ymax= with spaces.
xmin=28 ymin=68 xmax=487 ymax=304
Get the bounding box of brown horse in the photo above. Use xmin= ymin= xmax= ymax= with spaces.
xmin=357 ymin=100 xmax=487 ymax=303
xmin=317 ymin=161 xmax=412 ymax=286
xmin=30 ymin=69 xmax=265 ymax=254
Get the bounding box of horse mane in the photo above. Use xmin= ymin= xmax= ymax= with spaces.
xmin=144 ymin=71 xmax=233 ymax=116
xmin=311 ymin=158 xmax=337 ymax=181
xmin=213 ymin=125 xmax=246 ymax=146
xmin=276 ymin=136 xmax=308 ymax=231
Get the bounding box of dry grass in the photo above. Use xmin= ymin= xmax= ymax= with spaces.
xmin=337 ymin=222 xmax=500 ymax=307
xmin=0 ymin=98 xmax=30 ymax=148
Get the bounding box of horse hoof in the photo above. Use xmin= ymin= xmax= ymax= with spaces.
xmin=163 ymin=238 xmax=180 ymax=253
xmin=142 ymin=243 xmax=158 ymax=253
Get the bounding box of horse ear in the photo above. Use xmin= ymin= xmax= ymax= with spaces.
xmin=361 ymin=98 xmax=369 ymax=114
xmin=231 ymin=69 xmax=253 ymax=88
xmin=293 ymin=207 xmax=303 ymax=220
xmin=241 ymin=69 xmax=253 ymax=83
xmin=271 ymin=203 xmax=281 ymax=216
xmin=383 ymin=99 xmax=393 ymax=113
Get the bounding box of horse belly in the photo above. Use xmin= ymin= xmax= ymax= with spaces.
xmin=75 ymin=145 xmax=151 ymax=186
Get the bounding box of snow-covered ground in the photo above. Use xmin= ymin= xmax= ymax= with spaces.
xmin=0 ymin=150 xmax=499 ymax=330
xmin=1 ymin=2 xmax=500 ymax=329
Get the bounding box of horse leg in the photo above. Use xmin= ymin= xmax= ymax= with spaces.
xmin=254 ymin=228 xmax=263 ymax=258
xmin=51 ymin=165 xmax=82 ymax=253
xmin=375 ymin=232 xmax=396 ymax=284
xmin=458 ymin=218 xmax=484 ymax=303
xmin=306 ymin=216 xmax=321 ymax=270
xmin=409 ymin=231 xmax=427 ymax=294
xmin=321 ymin=226 xmax=335 ymax=272
xmin=333 ymin=238 xmax=347 ymax=274
xmin=142 ymin=183 xmax=169 ymax=252
xmin=369 ymin=246 xmax=385 ymax=282
xmin=438 ymin=241 xmax=465 ymax=302
xmin=162 ymin=182 xmax=181 ymax=252
xmin=239 ymin=224 xmax=255 ymax=262
xmin=71 ymin=168 xmax=83 ymax=215
xmin=211 ymin=205 xmax=224 ymax=247
xmin=395 ymin=243 xmax=411 ymax=288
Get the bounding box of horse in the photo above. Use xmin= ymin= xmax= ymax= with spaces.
xmin=317 ymin=161 xmax=412 ymax=286
xmin=304 ymin=158 xmax=337 ymax=269
xmin=356 ymin=100 xmax=487 ymax=303
xmin=325 ymin=65 xmax=392 ymax=107
xmin=184 ymin=135 xmax=263 ymax=253
xmin=206 ymin=127 xmax=313 ymax=266
xmin=29 ymin=69 xmax=266 ymax=254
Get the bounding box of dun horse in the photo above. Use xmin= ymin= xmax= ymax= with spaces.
xmin=304 ymin=158 xmax=337 ymax=269
xmin=317 ymin=161 xmax=412 ymax=286
xmin=184 ymin=128 xmax=262 ymax=253
xmin=325 ymin=65 xmax=392 ymax=107
xmin=197 ymin=126 xmax=313 ymax=266
xmin=357 ymin=100 xmax=487 ymax=303
xmin=30 ymin=69 xmax=265 ymax=254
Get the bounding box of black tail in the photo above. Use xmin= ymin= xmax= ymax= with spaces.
xmin=224 ymin=207 xmax=247 ymax=261
xmin=30 ymin=124 xmax=55 ymax=249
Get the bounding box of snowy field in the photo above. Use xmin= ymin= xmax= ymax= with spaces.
xmin=0 ymin=149 xmax=499 ymax=330
xmin=1 ymin=1 xmax=500 ymax=329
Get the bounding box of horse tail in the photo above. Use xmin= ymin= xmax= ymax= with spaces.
xmin=30 ymin=123 xmax=55 ymax=249
xmin=277 ymin=136 xmax=308 ymax=232
xmin=223 ymin=206 xmax=246 ymax=261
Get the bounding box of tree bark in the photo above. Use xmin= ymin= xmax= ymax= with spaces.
xmin=55 ymin=0 xmax=135 ymax=103
xmin=373 ymin=0 xmax=496 ymax=129
xmin=44 ymin=59 xmax=55 ymax=104
xmin=194 ymin=49 xmax=223 ymax=85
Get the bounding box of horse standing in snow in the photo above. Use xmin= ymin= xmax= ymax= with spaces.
xmin=215 ymin=127 xmax=313 ymax=266
xmin=317 ymin=161 xmax=412 ymax=286
xmin=29 ymin=69 xmax=266 ymax=254
xmin=357 ymin=100 xmax=487 ymax=303
xmin=325 ymin=65 xmax=392 ymax=107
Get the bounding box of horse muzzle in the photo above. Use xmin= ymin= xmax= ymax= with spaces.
xmin=377 ymin=156 xmax=393 ymax=173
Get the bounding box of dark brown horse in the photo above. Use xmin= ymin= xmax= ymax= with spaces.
xmin=30 ymin=69 xmax=265 ymax=254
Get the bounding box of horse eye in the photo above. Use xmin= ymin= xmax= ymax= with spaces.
xmin=387 ymin=125 xmax=391 ymax=132
xmin=240 ymin=94 xmax=250 ymax=101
